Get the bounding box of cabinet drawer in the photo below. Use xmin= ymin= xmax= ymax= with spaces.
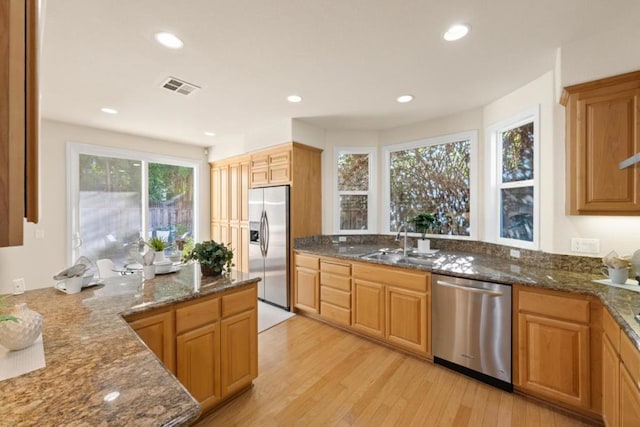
xmin=250 ymin=154 xmax=269 ymax=169
xmin=320 ymin=271 xmax=351 ymax=292
xmin=320 ymin=302 xmax=350 ymax=326
xmin=269 ymin=151 xmax=290 ymax=165
xmin=295 ymin=253 xmax=319 ymax=270
xmin=518 ymin=289 xmax=590 ymax=323
xmin=269 ymin=163 xmax=290 ymax=183
xmin=321 ymin=286 xmax=350 ymax=308
xmin=621 ymin=332 xmax=640 ymax=389
xmin=176 ymin=296 xmax=220 ymax=335
xmin=222 ymin=286 xmax=257 ymax=318
xmin=602 ymin=307 xmax=621 ymax=352
xmin=352 ymin=262 xmax=428 ymax=293
xmin=320 ymin=260 xmax=351 ymax=276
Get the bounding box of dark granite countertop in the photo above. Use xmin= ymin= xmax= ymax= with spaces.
xmin=1 ymin=263 xmax=260 ymax=426
xmin=295 ymin=242 xmax=640 ymax=351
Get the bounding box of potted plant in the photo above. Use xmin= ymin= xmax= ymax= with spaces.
xmin=146 ymin=236 xmax=172 ymax=262
xmin=408 ymin=212 xmax=437 ymax=253
xmin=189 ymin=240 xmax=234 ymax=276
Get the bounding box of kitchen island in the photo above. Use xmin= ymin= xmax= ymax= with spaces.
xmin=0 ymin=263 xmax=260 ymax=426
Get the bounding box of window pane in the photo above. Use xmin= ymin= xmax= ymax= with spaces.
xmin=500 ymin=186 xmax=534 ymax=241
xmin=340 ymin=195 xmax=368 ymax=230
xmin=148 ymin=163 xmax=194 ymax=246
xmin=338 ymin=153 xmax=369 ymax=191
xmin=389 ymin=140 xmax=470 ymax=236
xmin=501 ymin=122 xmax=534 ymax=183
xmin=78 ymin=154 xmax=142 ymax=264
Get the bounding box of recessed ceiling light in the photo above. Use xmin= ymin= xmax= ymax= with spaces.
xmin=397 ymin=95 xmax=414 ymax=103
xmin=154 ymin=32 xmax=184 ymax=49
xmin=204 ymin=131 xmax=216 ymax=137
xmin=287 ymin=95 xmax=302 ymax=103
xmin=100 ymin=107 xmax=118 ymax=114
xmin=443 ymin=24 xmax=470 ymax=41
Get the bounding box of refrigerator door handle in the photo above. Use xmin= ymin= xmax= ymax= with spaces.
xmin=259 ymin=210 xmax=266 ymax=257
xmin=263 ymin=211 xmax=270 ymax=256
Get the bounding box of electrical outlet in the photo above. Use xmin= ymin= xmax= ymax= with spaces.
xmin=338 ymin=236 xmax=347 ymax=242
xmin=510 ymin=249 xmax=520 ymax=258
xmin=570 ymin=238 xmax=600 ymax=254
xmin=13 ymin=278 xmax=25 ymax=295
xmin=510 ymin=264 xmax=521 ymax=274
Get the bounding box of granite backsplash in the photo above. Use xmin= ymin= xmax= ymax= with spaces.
xmin=295 ymin=235 xmax=604 ymax=275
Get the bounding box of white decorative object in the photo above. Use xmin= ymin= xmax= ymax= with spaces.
xmin=0 ymin=303 xmax=44 ymax=351
xmin=143 ymin=264 xmax=156 ymax=280
xmin=154 ymin=250 xmax=166 ymax=263
xmin=416 ymin=239 xmax=431 ymax=253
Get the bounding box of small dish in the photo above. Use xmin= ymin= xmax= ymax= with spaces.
xmin=156 ymin=264 xmax=182 ymax=275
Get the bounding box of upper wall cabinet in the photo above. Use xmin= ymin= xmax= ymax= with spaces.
xmin=561 ymin=71 xmax=640 ymax=215
xmin=0 ymin=0 xmax=39 ymax=247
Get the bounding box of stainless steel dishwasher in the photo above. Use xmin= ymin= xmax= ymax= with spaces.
xmin=432 ymin=274 xmax=512 ymax=391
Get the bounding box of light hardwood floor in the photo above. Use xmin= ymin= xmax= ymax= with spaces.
xmin=195 ymin=316 xmax=597 ymax=427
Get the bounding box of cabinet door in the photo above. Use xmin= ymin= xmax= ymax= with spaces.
xmin=602 ymin=334 xmax=620 ymax=427
xmin=176 ymin=323 xmax=221 ymax=412
xmin=386 ymin=286 xmax=429 ymax=354
xmin=229 ymin=163 xmax=240 ymax=221
xmin=129 ymin=310 xmax=175 ymax=374
xmin=219 ymin=165 xmax=229 ymax=222
xmin=240 ymin=161 xmax=250 ymax=222
xmin=238 ymin=224 xmax=249 ymax=272
xmin=210 ymin=167 xmax=221 ymax=222
xmin=573 ymin=88 xmax=640 ymax=214
xmin=221 ymin=309 xmax=257 ymax=397
xmin=294 ymin=266 xmax=319 ymax=313
xmin=620 ymin=362 xmax=640 ymax=427
xmin=352 ymin=279 xmax=385 ymax=339
xmin=518 ymin=313 xmax=590 ymax=408
xmin=269 ymin=163 xmax=291 ymax=184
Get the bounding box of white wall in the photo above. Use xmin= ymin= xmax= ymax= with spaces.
xmin=0 ymin=120 xmax=210 ymax=294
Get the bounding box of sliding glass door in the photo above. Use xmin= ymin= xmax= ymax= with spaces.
xmin=68 ymin=143 xmax=198 ymax=265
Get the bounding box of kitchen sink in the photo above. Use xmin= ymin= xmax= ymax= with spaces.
xmin=359 ymin=251 xmax=435 ymax=266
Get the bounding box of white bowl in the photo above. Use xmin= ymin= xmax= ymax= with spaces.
xmin=154 ymin=260 xmax=173 ymax=274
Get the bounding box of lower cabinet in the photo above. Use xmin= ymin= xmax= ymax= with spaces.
xmin=221 ymin=309 xmax=258 ymax=396
xmin=127 ymin=308 xmax=175 ymax=374
xmin=386 ymin=286 xmax=429 ymax=354
xmin=602 ymin=333 xmax=620 ymax=427
xmin=177 ymin=323 xmax=221 ymax=411
xmin=515 ymin=287 xmax=592 ymax=410
xmin=352 ymin=279 xmax=385 ymax=339
xmin=125 ymin=283 xmax=258 ymax=415
xmin=620 ymin=363 xmax=640 ymax=426
xmin=294 ymin=254 xmax=320 ymax=313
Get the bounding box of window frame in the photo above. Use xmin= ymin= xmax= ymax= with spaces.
xmin=488 ymin=107 xmax=540 ymax=250
xmin=334 ymin=147 xmax=377 ymax=234
xmin=382 ymin=130 xmax=478 ymax=239
xmin=66 ymin=142 xmax=200 ymax=264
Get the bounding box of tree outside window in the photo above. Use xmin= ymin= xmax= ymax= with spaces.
xmin=335 ymin=148 xmax=376 ymax=233
xmin=388 ymin=138 xmax=472 ymax=236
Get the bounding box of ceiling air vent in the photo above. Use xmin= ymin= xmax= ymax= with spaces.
xmin=160 ymin=77 xmax=200 ymax=96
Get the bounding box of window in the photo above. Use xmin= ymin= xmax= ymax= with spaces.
xmin=68 ymin=143 xmax=199 ymax=264
xmin=490 ymin=108 xmax=539 ymax=249
xmin=383 ymin=131 xmax=478 ymax=237
xmin=335 ymin=148 xmax=376 ymax=233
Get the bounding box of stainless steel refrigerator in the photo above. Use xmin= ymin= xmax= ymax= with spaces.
xmin=248 ymin=186 xmax=290 ymax=309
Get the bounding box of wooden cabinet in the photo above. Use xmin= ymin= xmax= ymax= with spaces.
xmin=249 ymin=148 xmax=291 ymax=188
xmin=561 ymin=71 xmax=640 ymax=215
xmin=515 ymin=287 xmax=593 ymax=410
xmin=319 ymin=260 xmax=351 ymax=326
xmin=294 ymin=253 xmax=320 ymax=313
xmin=210 ymin=156 xmax=250 ymax=271
xmin=176 ymin=322 xmax=221 ymax=411
xmin=220 ymin=286 xmax=258 ymax=397
xmin=602 ymin=330 xmax=620 ymax=427
xmin=386 ymin=286 xmax=429 ymax=354
xmin=620 ymin=363 xmax=640 ymax=426
xmin=126 ymin=283 xmax=258 ymax=415
xmin=352 ymin=279 xmax=385 ymax=339
xmin=351 ymin=262 xmax=430 ymax=355
xmin=0 ymin=0 xmax=39 ymax=247
xmin=126 ymin=308 xmax=176 ymax=374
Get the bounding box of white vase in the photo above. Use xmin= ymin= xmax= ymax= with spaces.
xmin=417 ymin=239 xmax=431 ymax=253
xmin=0 ymin=303 xmax=43 ymax=351
xmin=154 ymin=250 xmax=166 ymax=263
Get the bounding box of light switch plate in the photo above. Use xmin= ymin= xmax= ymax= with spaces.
xmin=570 ymin=238 xmax=600 ymax=254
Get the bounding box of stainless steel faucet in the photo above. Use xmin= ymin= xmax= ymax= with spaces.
xmin=395 ymin=223 xmax=409 ymax=257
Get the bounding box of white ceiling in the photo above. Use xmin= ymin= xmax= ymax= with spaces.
xmin=40 ymin=0 xmax=640 ymax=147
